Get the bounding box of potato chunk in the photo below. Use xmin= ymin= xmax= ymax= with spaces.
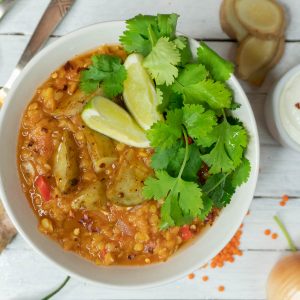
xmin=106 ymin=149 xmax=153 ymax=206
xmin=84 ymin=128 xmax=117 ymax=174
xmin=53 ymin=130 xmax=80 ymax=193
xmin=71 ymin=181 xmax=107 ymax=210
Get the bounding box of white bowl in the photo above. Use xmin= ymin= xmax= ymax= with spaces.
xmin=265 ymin=65 xmax=300 ymax=152
xmin=0 ymin=21 xmax=259 ymax=289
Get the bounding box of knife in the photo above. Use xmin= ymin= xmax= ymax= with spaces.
xmin=0 ymin=0 xmax=76 ymax=105
xmin=0 ymin=0 xmax=16 ymax=21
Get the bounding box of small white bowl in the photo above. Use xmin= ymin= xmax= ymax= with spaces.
xmin=0 ymin=21 xmax=259 ymax=289
xmin=265 ymin=65 xmax=300 ymax=152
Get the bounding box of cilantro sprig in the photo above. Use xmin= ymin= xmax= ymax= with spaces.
xmin=144 ymin=127 xmax=203 ymax=229
xmin=80 ymin=54 xmax=127 ymax=98
xmin=120 ymin=14 xmax=191 ymax=86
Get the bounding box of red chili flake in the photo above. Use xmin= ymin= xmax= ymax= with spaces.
xmin=187 ymin=137 xmax=193 ymax=144
xmin=180 ymin=225 xmax=193 ymax=241
xmin=295 ymin=103 xmax=300 ymax=109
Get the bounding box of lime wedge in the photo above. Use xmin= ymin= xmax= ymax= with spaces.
xmin=123 ymin=53 xmax=163 ymax=130
xmin=81 ymin=96 xmax=150 ymax=148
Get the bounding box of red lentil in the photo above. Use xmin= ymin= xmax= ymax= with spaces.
xmin=264 ymin=229 xmax=271 ymax=236
xmin=218 ymin=285 xmax=225 ymax=292
xmin=202 ymin=275 xmax=209 ymax=282
xmin=210 ymin=227 xmax=243 ymax=268
xmin=188 ymin=273 xmax=195 ymax=280
xmin=272 ymin=233 xmax=278 ymax=240
xmin=282 ymin=194 xmax=289 ymax=202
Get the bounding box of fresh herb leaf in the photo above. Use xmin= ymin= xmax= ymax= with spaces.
xmin=157 ymin=14 xmax=179 ymax=40
xmin=183 ymin=79 xmax=232 ymax=109
xmin=119 ymin=15 xmax=158 ymax=56
xmin=147 ymin=122 xmax=181 ymax=149
xmin=203 ymin=173 xmax=235 ymax=208
xmin=173 ymin=64 xmax=209 ymax=93
xmin=231 ymin=158 xmax=251 ymax=188
xmin=143 ymin=37 xmax=181 ymax=85
xmin=143 ymin=169 xmax=176 ymax=201
xmin=167 ymin=143 xmax=202 ymax=181
xmin=182 ymin=104 xmax=217 ymax=147
xmin=201 ymin=120 xmax=248 ymax=174
xmin=143 ymin=170 xmax=203 ymax=228
xmin=119 ymin=13 xmax=179 ymax=57
xmin=143 ymin=130 xmax=203 ymax=228
xmin=174 ymin=36 xmax=193 ymax=66
xmin=197 ymin=41 xmax=234 ymax=82
xmin=198 ymin=195 xmax=213 ymax=221
xmin=147 ymin=109 xmax=182 ymax=148
xmin=157 ymin=85 xmax=183 ymax=112
xmin=150 ymin=143 xmax=182 ymax=170
xmin=80 ymin=54 xmax=127 ymax=97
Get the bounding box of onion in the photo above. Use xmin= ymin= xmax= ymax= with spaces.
xmin=266 ymin=216 xmax=300 ymax=300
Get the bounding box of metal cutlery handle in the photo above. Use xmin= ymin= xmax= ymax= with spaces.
xmin=3 ymin=0 xmax=75 ymax=93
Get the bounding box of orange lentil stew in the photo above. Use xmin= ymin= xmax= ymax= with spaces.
xmin=17 ymin=45 xmax=218 ymax=266
xmin=17 ymin=13 xmax=251 ymax=266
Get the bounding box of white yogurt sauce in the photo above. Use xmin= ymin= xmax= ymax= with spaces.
xmin=280 ymin=73 xmax=300 ymax=145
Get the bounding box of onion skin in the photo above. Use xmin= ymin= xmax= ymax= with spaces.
xmin=267 ymin=253 xmax=300 ymax=300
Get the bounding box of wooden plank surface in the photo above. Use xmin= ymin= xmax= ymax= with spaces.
xmin=1 ymin=0 xmax=300 ymax=299
xmin=0 ymin=0 xmax=299 ymax=40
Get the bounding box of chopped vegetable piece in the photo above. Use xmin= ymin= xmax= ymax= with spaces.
xmin=53 ymin=130 xmax=80 ymax=193
xmin=84 ymin=128 xmax=116 ymax=174
xmin=106 ymin=149 xmax=153 ymax=206
xmin=35 ymin=175 xmax=51 ymax=201
xmin=71 ymin=182 xmax=107 ymax=211
xmin=180 ymin=225 xmax=193 ymax=241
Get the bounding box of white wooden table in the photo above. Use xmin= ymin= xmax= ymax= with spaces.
xmin=1 ymin=0 xmax=300 ymax=299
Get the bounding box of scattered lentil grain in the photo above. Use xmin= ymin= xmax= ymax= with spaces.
xmin=272 ymin=233 xmax=278 ymax=240
xmin=218 ymin=285 xmax=225 ymax=292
